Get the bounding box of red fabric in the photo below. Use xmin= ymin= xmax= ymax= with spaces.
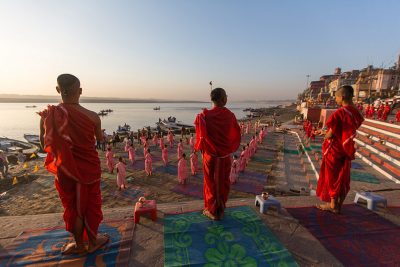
xmin=382 ymin=105 xmax=391 ymax=121
xmin=396 ymin=110 xmax=400 ymax=122
xmin=317 ymin=105 xmax=364 ymax=202
xmin=39 ymin=104 xmax=102 ymax=237
xmin=194 ymin=107 xmax=241 ymax=217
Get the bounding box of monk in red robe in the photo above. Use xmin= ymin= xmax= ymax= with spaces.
xmin=194 ymin=88 xmax=241 ymax=220
xmin=39 ymin=74 xmax=109 ymax=255
xmin=316 ymin=85 xmax=364 ymax=213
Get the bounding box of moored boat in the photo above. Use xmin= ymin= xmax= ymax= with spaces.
xmin=0 ymin=137 xmax=39 ymax=156
xmin=23 ymin=134 xmax=41 ymax=146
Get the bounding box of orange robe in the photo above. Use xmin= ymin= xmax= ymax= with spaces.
xmin=317 ymin=106 xmax=364 ymax=202
xmin=39 ymin=104 xmax=102 ymax=239
xmin=194 ymin=107 xmax=241 ymax=217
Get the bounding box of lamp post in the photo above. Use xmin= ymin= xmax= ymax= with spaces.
xmin=306 ymin=75 xmax=310 ymax=90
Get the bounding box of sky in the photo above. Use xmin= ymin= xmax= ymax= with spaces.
xmin=0 ymin=0 xmax=400 ymax=101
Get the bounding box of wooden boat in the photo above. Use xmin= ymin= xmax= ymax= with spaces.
xmin=156 ymin=117 xmax=194 ymax=131
xmin=23 ymin=134 xmax=41 ymax=146
xmin=0 ymin=137 xmax=39 ymax=156
xmin=153 ymin=106 xmax=160 ymax=110
xmin=116 ymin=124 xmax=131 ymax=136
xmin=25 ymin=105 xmax=37 ymax=108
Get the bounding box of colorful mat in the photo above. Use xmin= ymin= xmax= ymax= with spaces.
xmin=231 ymin=179 xmax=264 ymax=195
xmin=113 ymin=186 xmax=143 ymax=201
xmin=155 ymin=165 xmax=177 ymax=175
xmin=387 ymin=206 xmax=400 ymax=216
xmin=283 ymin=149 xmax=299 ymax=155
xmin=286 ymin=204 xmax=400 ymax=266
xmin=239 ymin=170 xmax=267 ymax=183
xmin=251 ymin=156 xmax=274 ymax=164
xmin=164 ymin=205 xmax=298 ymax=266
xmin=0 ymin=219 xmax=133 ymax=267
xmin=351 ymin=170 xmax=380 ymax=184
xmin=128 ymin=159 xmax=145 ymax=171
xmin=171 ymin=183 xmax=203 ymax=198
xmin=351 ymin=162 xmax=364 ymax=170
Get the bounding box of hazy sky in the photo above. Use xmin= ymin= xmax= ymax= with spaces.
xmin=1 ymin=0 xmax=400 ymax=101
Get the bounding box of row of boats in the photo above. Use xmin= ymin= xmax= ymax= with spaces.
xmin=98 ymin=109 xmax=113 ymax=116
xmin=115 ymin=117 xmax=194 ymax=136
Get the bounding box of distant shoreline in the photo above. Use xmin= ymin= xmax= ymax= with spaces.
xmin=0 ymin=97 xmax=295 ymax=104
xmin=0 ymin=98 xmax=207 ymax=104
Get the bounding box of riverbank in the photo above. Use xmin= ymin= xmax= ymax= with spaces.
xmin=0 ymin=104 xmax=297 ymax=216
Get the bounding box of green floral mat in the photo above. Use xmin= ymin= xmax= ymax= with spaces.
xmin=351 ymin=170 xmax=380 ymax=184
xmin=164 ymin=206 xmax=298 ymax=266
xmin=283 ymin=149 xmax=299 ymax=155
xmin=252 ymin=156 xmax=274 ymax=164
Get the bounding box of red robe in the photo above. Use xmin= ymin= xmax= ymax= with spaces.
xmin=382 ymin=105 xmax=391 ymax=121
xmin=317 ymin=105 xmax=364 ymax=202
xmin=396 ymin=110 xmax=400 ymax=123
xmin=194 ymin=107 xmax=241 ymax=217
xmin=39 ymin=104 xmax=102 ymax=239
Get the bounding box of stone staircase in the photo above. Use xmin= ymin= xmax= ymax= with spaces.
xmin=355 ymin=118 xmax=400 ymax=183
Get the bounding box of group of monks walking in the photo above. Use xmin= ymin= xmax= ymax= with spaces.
xmin=364 ymin=103 xmax=392 ymax=121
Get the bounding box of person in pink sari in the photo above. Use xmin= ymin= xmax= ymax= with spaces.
xmin=162 ymin=144 xmax=168 ymax=166
xmin=249 ymin=138 xmax=256 ymax=157
xmin=245 ymin=144 xmax=251 ymax=164
xmin=127 ymin=144 xmax=135 ymax=165
xmin=189 ymin=134 xmax=195 ymax=153
xmin=177 ymin=139 xmax=184 ymax=159
xmin=229 ymin=155 xmax=239 ymax=184
xmin=239 ymin=146 xmax=247 ymax=172
xmin=168 ymin=130 xmax=174 ymax=148
xmin=240 ymin=121 xmax=245 ymax=136
xmin=106 ymin=147 xmax=114 ymax=174
xmin=253 ymin=136 xmax=258 ymax=153
xmin=159 ymin=135 xmax=164 ymax=150
xmin=143 ymin=138 xmax=149 ymax=157
xmin=178 ymin=153 xmax=188 ymax=184
xmin=145 ymin=148 xmax=152 ymax=176
xmin=190 ymin=151 xmax=198 ymax=175
xmin=124 ymin=139 xmax=131 ymax=152
xmin=262 ymin=126 xmax=267 ymax=138
xmin=246 ymin=121 xmax=251 ymax=134
xmin=152 ymin=133 xmax=158 ymax=146
xmin=116 ymin=157 xmax=127 ymax=190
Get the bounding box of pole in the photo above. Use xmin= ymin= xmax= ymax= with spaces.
xmin=306 ymin=75 xmax=310 ymax=90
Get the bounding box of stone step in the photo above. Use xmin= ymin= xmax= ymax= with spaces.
xmin=363 ymin=119 xmax=400 ymax=135
xmin=358 ymin=126 xmax=400 ymax=146
xmin=357 ymin=147 xmax=400 ymax=182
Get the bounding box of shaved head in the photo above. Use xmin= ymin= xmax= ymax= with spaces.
xmin=336 ymin=85 xmax=354 ymax=101
xmin=57 ymin=74 xmax=80 ymax=96
xmin=210 ymin=87 xmax=227 ymax=107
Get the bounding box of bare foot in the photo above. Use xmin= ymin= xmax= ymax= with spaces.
xmin=61 ymin=241 xmax=87 ymax=255
xmin=202 ymin=209 xmax=219 ymax=221
xmin=315 ymin=204 xmax=339 ymax=214
xmin=88 ymin=234 xmax=110 ymax=253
